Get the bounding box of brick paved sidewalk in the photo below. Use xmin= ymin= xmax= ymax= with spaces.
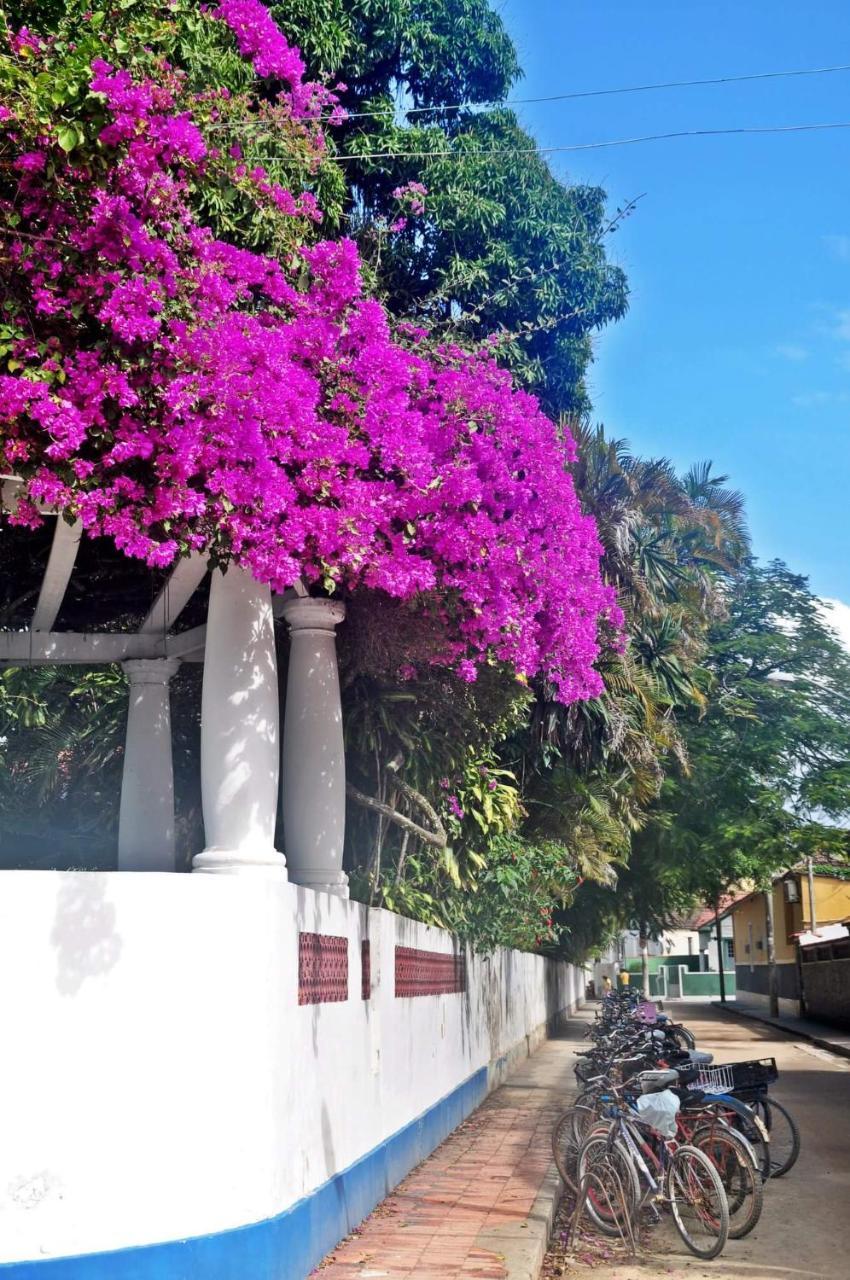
xmin=313 ymin=1014 xmax=589 ymax=1280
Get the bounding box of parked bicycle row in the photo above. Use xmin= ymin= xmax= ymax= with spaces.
xmin=552 ymin=988 xmax=800 ymax=1260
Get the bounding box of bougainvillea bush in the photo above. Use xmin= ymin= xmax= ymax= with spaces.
xmin=0 ymin=0 xmax=617 ymax=702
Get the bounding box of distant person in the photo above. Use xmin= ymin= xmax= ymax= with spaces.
xmin=602 ymin=975 xmax=613 ymax=994
xmin=618 ymin=970 xmax=630 ymax=987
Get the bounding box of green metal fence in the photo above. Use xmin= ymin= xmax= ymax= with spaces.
xmin=679 ymin=969 xmax=736 ymax=997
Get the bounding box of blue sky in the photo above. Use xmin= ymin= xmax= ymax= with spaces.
xmin=500 ymin=0 xmax=850 ymax=625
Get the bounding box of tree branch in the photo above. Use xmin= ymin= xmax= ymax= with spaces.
xmin=346 ymin=781 xmax=447 ymax=848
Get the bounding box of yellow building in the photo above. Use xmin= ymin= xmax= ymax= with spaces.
xmin=724 ymin=866 xmax=850 ymax=1017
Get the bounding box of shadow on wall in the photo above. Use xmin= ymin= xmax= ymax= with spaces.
xmin=320 ymin=1100 xmax=337 ymax=1183
xmin=544 ymin=956 xmax=565 ymax=1028
xmin=49 ymin=873 xmax=122 ymax=996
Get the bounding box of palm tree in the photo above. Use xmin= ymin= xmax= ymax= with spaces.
xmin=512 ymin=420 xmax=751 ymax=892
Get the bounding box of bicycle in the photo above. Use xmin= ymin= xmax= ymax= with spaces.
xmin=578 ymin=1095 xmax=730 ymax=1260
xmin=556 ymin=1074 xmax=762 ymax=1240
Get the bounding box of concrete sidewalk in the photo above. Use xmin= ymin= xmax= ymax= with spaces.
xmin=714 ymin=996 xmax=850 ymax=1059
xmin=312 ymin=1012 xmax=591 ymax=1280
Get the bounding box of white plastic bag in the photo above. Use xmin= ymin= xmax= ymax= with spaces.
xmin=635 ymin=1088 xmax=680 ymax=1138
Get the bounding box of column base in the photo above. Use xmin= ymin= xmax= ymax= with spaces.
xmin=288 ymin=869 xmax=349 ymax=899
xmin=192 ymin=847 xmax=288 ymax=878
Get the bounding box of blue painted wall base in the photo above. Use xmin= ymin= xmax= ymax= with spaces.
xmin=1 ymin=1067 xmax=489 ymax=1280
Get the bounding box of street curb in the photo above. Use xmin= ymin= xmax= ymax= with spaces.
xmin=476 ymin=1160 xmax=564 ymax=1280
xmin=712 ymin=1000 xmax=850 ymax=1062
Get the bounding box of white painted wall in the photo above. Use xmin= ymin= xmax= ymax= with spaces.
xmin=0 ymin=871 xmax=583 ymax=1265
xmin=699 ymin=917 xmax=734 ymax=972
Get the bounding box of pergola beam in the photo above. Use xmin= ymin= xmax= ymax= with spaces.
xmin=0 ymin=626 xmax=206 ymax=666
xmin=163 ymin=624 xmax=207 ymax=660
xmin=139 ymin=551 xmax=208 ymax=635
xmin=30 ymin=517 xmax=83 ymax=633
xmin=1 ymin=476 xmax=22 ymax=512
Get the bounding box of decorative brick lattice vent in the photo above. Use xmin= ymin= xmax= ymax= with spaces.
xmin=395 ymin=946 xmax=466 ymax=998
xmin=298 ymin=933 xmax=348 ymax=1005
xmin=361 ymin=940 xmax=371 ymax=1000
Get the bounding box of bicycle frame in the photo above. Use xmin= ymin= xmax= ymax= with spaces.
xmin=601 ymin=1104 xmax=672 ymax=1206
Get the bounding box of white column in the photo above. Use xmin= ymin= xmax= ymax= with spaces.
xmin=193 ymin=565 xmax=287 ymax=877
xmin=280 ymin=597 xmax=348 ymax=897
xmin=118 ymin=657 xmax=181 ymax=872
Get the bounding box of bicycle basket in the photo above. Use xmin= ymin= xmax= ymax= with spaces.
xmin=695 ymin=1064 xmax=736 ymax=1094
xmin=697 ymin=1057 xmax=778 ymax=1095
xmin=727 ymin=1057 xmax=779 ymax=1090
xmin=675 ymin=1061 xmax=700 ymax=1087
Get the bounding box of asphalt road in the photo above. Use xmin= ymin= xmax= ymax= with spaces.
xmin=557 ymin=1000 xmax=850 ymax=1280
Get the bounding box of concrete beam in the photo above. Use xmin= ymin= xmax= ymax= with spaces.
xmin=164 ymin=625 xmax=207 ymax=660
xmin=0 ymin=625 xmax=206 ymax=666
xmin=31 ymin=517 xmax=83 ymax=633
xmin=139 ymin=552 xmax=208 ymax=635
xmin=1 ymin=476 xmax=22 ymax=513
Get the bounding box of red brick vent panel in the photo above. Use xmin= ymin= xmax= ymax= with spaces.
xmin=395 ymin=946 xmax=466 ymax=997
xmin=361 ymin=939 xmax=371 ymax=1000
xmin=298 ymin=933 xmax=348 ymax=1005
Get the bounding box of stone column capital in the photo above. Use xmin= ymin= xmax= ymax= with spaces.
xmin=280 ymin=596 xmax=345 ymax=634
xmin=122 ymin=657 xmax=182 ymax=685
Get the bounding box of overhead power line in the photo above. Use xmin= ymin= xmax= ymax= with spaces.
xmin=337 ymin=62 xmax=850 ymax=123
xmin=335 ymin=120 xmax=850 ymax=164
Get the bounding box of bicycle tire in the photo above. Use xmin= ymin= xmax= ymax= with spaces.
xmin=702 ymin=1097 xmax=771 ymax=1181
xmin=572 ymin=1091 xmax=604 ymax=1146
xmin=669 ymin=1025 xmax=696 ymax=1052
xmin=691 ymin=1123 xmax=764 ymax=1239
xmin=552 ymin=1106 xmax=584 ymax=1193
xmin=577 ymin=1127 xmax=641 ymax=1238
xmin=666 ymin=1143 xmax=730 ymax=1260
xmin=753 ymin=1096 xmax=801 ymax=1178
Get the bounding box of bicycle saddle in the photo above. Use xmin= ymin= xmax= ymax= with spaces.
xmin=636 ymin=1068 xmax=679 ymax=1093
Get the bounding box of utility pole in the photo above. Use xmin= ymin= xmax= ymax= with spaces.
xmin=764 ymin=887 xmax=779 ymax=1018
xmin=715 ymin=897 xmax=727 ymax=1004
xmin=639 ymin=923 xmax=651 ymax=1000
xmin=807 ymin=857 xmax=817 ymax=935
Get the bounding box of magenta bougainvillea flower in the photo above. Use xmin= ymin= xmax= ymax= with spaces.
xmin=0 ymin=1 xmax=619 ymax=702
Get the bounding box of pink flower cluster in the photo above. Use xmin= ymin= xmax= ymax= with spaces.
xmin=0 ymin=3 xmax=617 ymax=702
xmin=214 ymin=0 xmax=344 ymax=122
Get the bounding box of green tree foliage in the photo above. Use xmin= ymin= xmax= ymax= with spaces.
xmin=559 ymin=560 xmax=850 ymax=959
xmin=660 ymin=561 xmax=850 ymax=897
xmin=514 ymin=428 xmax=749 ymax=863
xmin=272 ymin=0 xmax=520 ymax=103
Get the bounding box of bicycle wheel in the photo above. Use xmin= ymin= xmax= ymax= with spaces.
xmin=669 ymin=1024 xmax=696 ymax=1052
xmin=572 ymin=1091 xmax=603 ymax=1146
xmin=691 ymin=1123 xmax=764 ymax=1239
xmin=666 ymin=1144 xmax=730 ymax=1260
xmin=577 ymin=1126 xmax=641 ymax=1239
xmin=552 ymin=1098 xmax=598 ymax=1193
xmin=753 ymin=1096 xmax=801 ymax=1177
xmin=703 ymin=1099 xmax=771 ymax=1181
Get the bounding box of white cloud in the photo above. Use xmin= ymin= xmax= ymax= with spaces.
xmin=820 ymin=598 xmax=850 ymax=653
xmin=834 ymin=308 xmax=850 ymax=343
xmin=823 ymin=234 xmax=850 ymax=262
xmin=791 ymin=389 xmax=850 ymax=408
xmin=776 ymin=343 xmax=808 ymax=362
